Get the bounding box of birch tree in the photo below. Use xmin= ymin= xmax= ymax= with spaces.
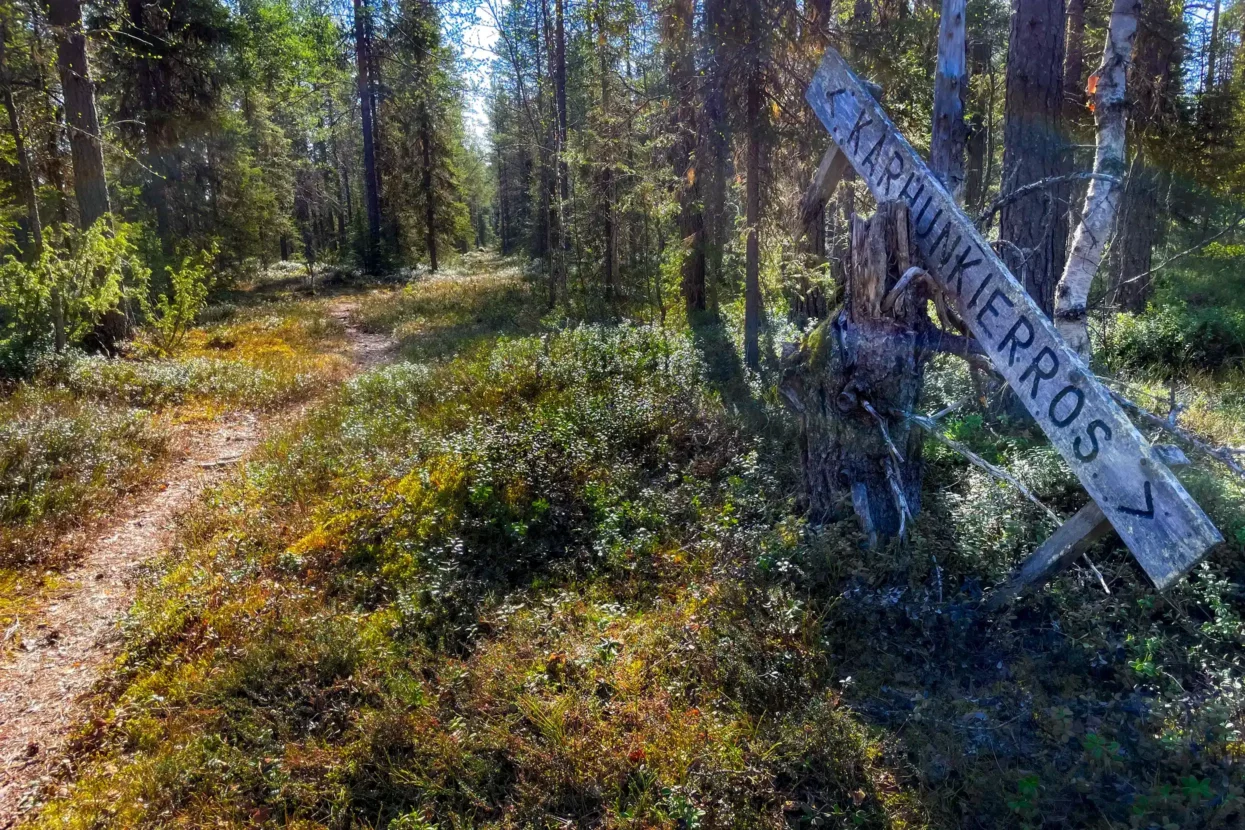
xmin=1053 ymin=0 xmax=1140 ymax=356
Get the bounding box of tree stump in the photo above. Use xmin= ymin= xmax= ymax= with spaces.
xmin=781 ymin=201 xmax=933 ymax=543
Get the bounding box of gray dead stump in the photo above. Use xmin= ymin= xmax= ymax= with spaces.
xmin=781 ymin=201 xmax=935 ymax=543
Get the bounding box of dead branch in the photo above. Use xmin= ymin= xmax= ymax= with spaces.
xmin=903 ymin=410 xmax=1063 ymax=524
xmin=1114 ymin=212 xmax=1245 ymax=290
xmin=976 ymin=172 xmax=1121 ymax=231
xmin=885 ymin=456 xmax=914 ymax=539
xmin=863 ymin=400 xmax=905 ymax=463
xmin=1107 ymin=387 xmax=1245 ymax=483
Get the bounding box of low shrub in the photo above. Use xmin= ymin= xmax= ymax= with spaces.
xmin=1106 ymin=302 xmax=1245 ymax=377
xmin=0 ymin=386 xmax=165 ymax=564
xmin=0 ymin=221 xmax=150 ymax=377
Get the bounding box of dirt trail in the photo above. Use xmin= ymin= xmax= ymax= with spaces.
xmin=0 ymin=298 xmax=392 ymax=827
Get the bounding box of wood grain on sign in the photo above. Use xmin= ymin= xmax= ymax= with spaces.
xmin=805 ymin=47 xmax=1222 ymax=588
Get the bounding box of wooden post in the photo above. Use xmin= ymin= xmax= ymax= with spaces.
xmin=990 ymin=444 xmax=1191 ymax=607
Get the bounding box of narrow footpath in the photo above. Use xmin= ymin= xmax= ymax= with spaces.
xmin=0 ymin=298 xmax=394 ymax=826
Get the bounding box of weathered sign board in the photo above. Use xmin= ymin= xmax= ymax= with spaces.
xmin=805 ymin=47 xmax=1222 ymax=589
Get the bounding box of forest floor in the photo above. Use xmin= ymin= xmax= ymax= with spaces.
xmin=0 ymin=278 xmax=398 ymax=826
xmin=2 ymin=252 xmax=1243 ymax=829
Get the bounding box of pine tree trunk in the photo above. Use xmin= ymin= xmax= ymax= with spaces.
xmin=554 ymin=0 xmax=569 ymax=262
xmin=600 ymin=2 xmax=617 ymax=302
xmin=1063 ymin=0 xmax=1086 ymax=112
xmin=1000 ymin=0 xmax=1068 ymax=316
xmin=1108 ymin=155 xmax=1161 ymax=311
xmin=744 ymin=78 xmax=763 ymax=370
xmin=669 ymin=0 xmax=704 ymax=313
xmin=1054 ymin=0 xmax=1139 ymax=356
xmin=46 ymin=0 xmax=110 ymax=230
xmin=931 ymin=0 xmax=967 ymax=203
xmin=1205 ymin=0 xmax=1220 ymax=93
xmin=420 ymin=103 xmax=438 ymax=273
xmin=354 ymin=0 xmax=382 ymax=266
xmin=781 ymin=203 xmax=930 ymax=542
xmin=700 ymin=0 xmax=730 ymax=300
xmin=126 ymin=0 xmax=173 ymax=254
xmin=0 ymin=24 xmax=43 ymax=258
xmin=1 ymin=19 xmax=57 ymax=348
xmin=964 ymin=42 xmax=991 ymax=214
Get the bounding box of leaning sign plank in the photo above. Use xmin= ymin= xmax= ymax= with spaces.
xmin=806 ymin=47 xmax=1222 ymax=589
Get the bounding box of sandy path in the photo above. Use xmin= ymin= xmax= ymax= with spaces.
xmin=0 ymin=297 xmax=392 ymax=826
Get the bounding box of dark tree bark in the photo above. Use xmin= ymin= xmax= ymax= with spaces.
xmin=668 ymin=0 xmax=703 ymax=312
xmin=1063 ymin=0 xmax=1086 ymax=112
xmin=554 ymin=0 xmax=568 ymax=216
xmin=599 ymin=1 xmax=616 ymax=301
xmin=46 ymin=0 xmax=110 ymax=229
xmin=420 ymin=102 xmax=438 ymax=273
xmin=1 ymin=18 xmax=56 ymax=347
xmin=781 ymin=203 xmax=930 ymax=542
xmin=964 ymin=41 xmax=993 ymax=214
xmin=700 ymin=0 xmax=730 ymax=299
xmin=1108 ymin=155 xmax=1161 ymax=311
xmin=744 ymin=75 xmax=763 ymax=369
xmin=126 ymin=0 xmax=174 ymax=253
xmin=1107 ymin=1 xmax=1177 ymax=312
xmin=1000 ymin=0 xmax=1069 ymax=316
xmin=354 ymin=0 xmax=382 ymax=266
xmin=0 ymin=22 xmax=42 ymax=258
xmin=931 ymin=0 xmax=967 ymax=202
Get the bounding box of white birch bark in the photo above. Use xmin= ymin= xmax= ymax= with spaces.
xmin=1053 ymin=0 xmax=1140 ymax=356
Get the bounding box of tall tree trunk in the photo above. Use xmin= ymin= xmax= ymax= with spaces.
xmin=1205 ymin=0 xmax=1221 ymax=93
xmin=931 ymin=0 xmax=967 ymax=202
xmin=700 ymin=0 xmax=730 ymax=301
xmin=0 ymin=23 xmax=42 ymax=258
xmin=596 ymin=1 xmax=616 ymax=301
xmin=1054 ymin=0 xmax=1139 ymax=356
xmin=1108 ymin=154 xmax=1161 ymax=311
xmin=1 ymin=18 xmax=57 ymax=348
xmin=1063 ymin=0 xmax=1086 ymax=112
xmin=46 ymin=0 xmax=110 ymax=229
xmin=554 ymin=0 xmax=569 ymax=276
xmin=1107 ymin=0 xmax=1177 ymax=313
xmin=669 ymin=0 xmax=703 ymax=312
xmin=744 ymin=76 xmax=764 ymax=370
xmin=354 ymin=0 xmax=382 ymax=266
xmin=420 ymin=102 xmax=438 ymax=273
xmin=1000 ymin=0 xmax=1068 ymax=316
xmin=27 ymin=3 xmax=68 ymax=224
xmin=126 ymin=0 xmax=173 ymax=254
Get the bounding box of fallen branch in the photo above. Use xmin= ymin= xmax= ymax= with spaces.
xmin=885 ymin=456 xmax=914 ymax=540
xmin=902 ymin=410 xmax=1062 ymax=524
xmin=1107 ymin=387 xmax=1245 ymax=483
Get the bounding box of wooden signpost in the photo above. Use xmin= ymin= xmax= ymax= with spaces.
xmin=805 ymin=47 xmax=1222 ymax=591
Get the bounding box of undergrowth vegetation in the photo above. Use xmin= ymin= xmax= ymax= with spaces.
xmin=0 ymin=265 xmax=364 ymax=626
xmin=35 ymin=266 xmax=1245 ymax=829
